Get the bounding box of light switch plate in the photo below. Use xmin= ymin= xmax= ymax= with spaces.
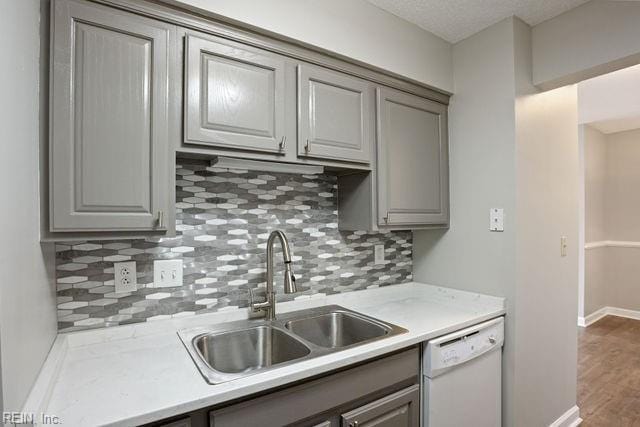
xmin=114 ymin=261 xmax=137 ymax=293
xmin=153 ymin=259 xmax=183 ymax=288
xmin=374 ymin=244 xmax=385 ymax=264
xmin=490 ymin=208 xmax=504 ymax=232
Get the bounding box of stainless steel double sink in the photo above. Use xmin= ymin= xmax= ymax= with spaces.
xmin=178 ymin=305 xmax=407 ymax=384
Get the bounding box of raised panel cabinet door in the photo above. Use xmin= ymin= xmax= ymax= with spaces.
xmin=298 ymin=64 xmax=373 ymax=164
xmin=51 ymin=0 xmax=172 ymax=231
xmin=376 ymin=87 xmax=449 ymax=227
xmin=184 ymin=35 xmax=287 ymax=154
xmin=340 ymin=384 xmax=420 ymax=427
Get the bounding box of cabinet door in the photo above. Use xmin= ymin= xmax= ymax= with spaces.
xmin=184 ymin=35 xmax=287 ymax=154
xmin=298 ymin=64 xmax=373 ymax=164
xmin=340 ymin=385 xmax=420 ymax=427
xmin=51 ymin=0 xmax=172 ymax=231
xmin=376 ymin=87 xmax=449 ymax=227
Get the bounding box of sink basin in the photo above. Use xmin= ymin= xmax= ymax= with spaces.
xmin=195 ymin=326 xmax=311 ymax=374
xmin=285 ymin=311 xmax=389 ymax=348
xmin=178 ymin=305 xmax=407 ymax=384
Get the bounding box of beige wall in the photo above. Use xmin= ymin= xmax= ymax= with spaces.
xmin=606 ymin=247 xmax=640 ymax=311
xmin=514 ymin=80 xmax=579 ymax=427
xmin=584 ymin=127 xmax=640 ymax=316
xmin=414 ymin=17 xmax=579 ymax=427
xmin=587 ymin=246 xmax=640 ymax=315
xmin=583 ymin=126 xmax=608 ymax=316
xmin=606 ymin=129 xmax=640 ymax=240
xmin=168 ymin=0 xmax=453 ymax=92
xmin=584 ymin=126 xmax=607 ymax=242
xmin=0 ymin=0 xmax=57 ymax=411
xmin=532 ymin=0 xmax=640 ymax=90
xmin=585 ymin=248 xmax=608 ymax=317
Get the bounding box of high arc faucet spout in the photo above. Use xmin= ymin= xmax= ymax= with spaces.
xmin=251 ymin=230 xmax=298 ymax=320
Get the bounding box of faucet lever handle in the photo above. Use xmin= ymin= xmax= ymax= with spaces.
xmin=249 ymin=288 xmax=270 ymax=312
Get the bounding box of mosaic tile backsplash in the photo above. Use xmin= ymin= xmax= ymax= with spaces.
xmin=55 ymin=160 xmax=413 ymax=332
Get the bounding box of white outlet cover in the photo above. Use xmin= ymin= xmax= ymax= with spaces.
xmin=114 ymin=261 xmax=137 ymax=293
xmin=490 ymin=208 xmax=504 ymax=232
xmin=153 ymin=259 xmax=183 ymax=288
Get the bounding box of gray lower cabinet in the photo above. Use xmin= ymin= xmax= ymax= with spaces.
xmin=341 ymin=384 xmax=420 ymax=427
xmin=376 ymin=87 xmax=449 ymax=228
xmin=50 ymin=0 xmax=173 ymax=232
xmin=207 ymin=348 xmax=419 ymax=427
xmin=159 ymin=418 xmax=191 ymax=427
xmin=297 ymin=64 xmax=373 ymax=164
xmin=184 ymin=34 xmax=289 ymax=154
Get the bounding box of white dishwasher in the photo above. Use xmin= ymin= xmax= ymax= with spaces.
xmin=422 ymin=317 xmax=504 ymax=427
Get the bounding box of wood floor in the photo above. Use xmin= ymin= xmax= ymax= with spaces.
xmin=579 ymin=315 xmax=640 ymax=426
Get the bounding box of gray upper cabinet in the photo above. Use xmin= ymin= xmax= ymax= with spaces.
xmin=47 ymin=0 xmax=450 ymax=237
xmin=50 ymin=0 xmax=173 ymax=232
xmin=298 ymin=64 xmax=373 ymax=164
xmin=376 ymin=87 xmax=449 ymax=228
xmin=184 ymin=35 xmax=288 ymax=154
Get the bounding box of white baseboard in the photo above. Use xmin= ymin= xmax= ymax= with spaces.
xmin=578 ymin=306 xmax=640 ymax=327
xmin=578 ymin=307 xmax=608 ymax=327
xmin=549 ymin=405 xmax=582 ymax=427
xmin=607 ymin=307 xmax=640 ymax=320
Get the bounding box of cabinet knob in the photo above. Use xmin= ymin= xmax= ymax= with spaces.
xmin=279 ymin=136 xmax=286 ymax=150
xmin=350 ymin=422 xmax=359 ymax=427
xmin=305 ymin=139 xmax=310 ymax=152
xmin=157 ymin=210 xmax=165 ymax=228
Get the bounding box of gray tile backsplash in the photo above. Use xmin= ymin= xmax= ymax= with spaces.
xmin=55 ymin=160 xmax=413 ymax=332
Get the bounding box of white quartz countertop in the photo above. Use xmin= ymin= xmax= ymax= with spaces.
xmin=25 ymin=282 xmax=505 ymax=426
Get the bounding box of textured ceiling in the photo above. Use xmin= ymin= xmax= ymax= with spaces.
xmin=365 ymin=0 xmax=590 ymax=43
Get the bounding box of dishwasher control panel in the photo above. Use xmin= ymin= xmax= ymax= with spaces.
xmin=423 ymin=317 xmax=504 ymax=378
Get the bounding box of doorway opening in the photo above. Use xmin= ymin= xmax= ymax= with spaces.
xmin=577 ymin=63 xmax=640 ymax=423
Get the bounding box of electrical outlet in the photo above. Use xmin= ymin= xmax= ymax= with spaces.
xmin=114 ymin=261 xmax=137 ymax=293
xmin=153 ymin=259 xmax=183 ymax=288
xmin=374 ymin=244 xmax=385 ymax=265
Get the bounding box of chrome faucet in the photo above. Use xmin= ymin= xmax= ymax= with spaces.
xmin=250 ymin=230 xmax=297 ymax=320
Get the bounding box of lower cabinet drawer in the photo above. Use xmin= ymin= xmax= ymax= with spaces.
xmin=340 ymin=384 xmax=420 ymax=427
xmin=209 ymin=347 xmax=419 ymax=427
xmin=159 ymin=417 xmax=191 ymax=427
